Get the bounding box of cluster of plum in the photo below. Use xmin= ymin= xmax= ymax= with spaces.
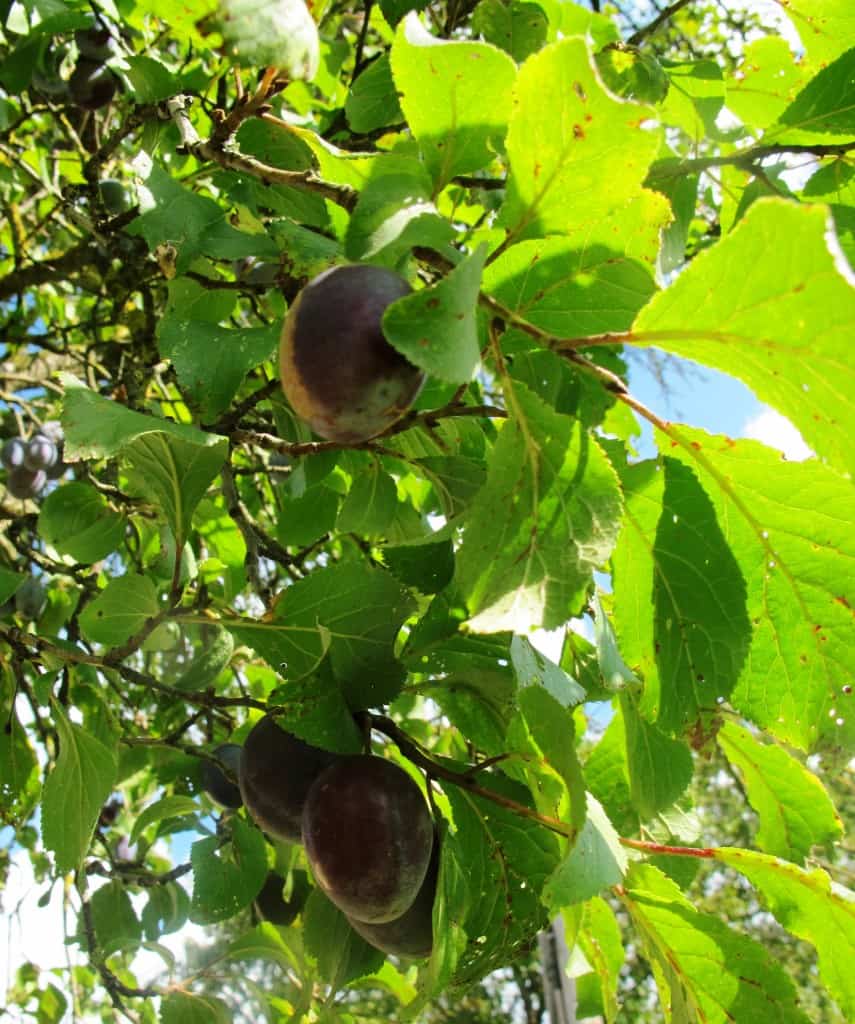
xmin=1 ymin=429 xmax=65 ymax=500
xmin=201 ymin=718 xmax=437 ymax=958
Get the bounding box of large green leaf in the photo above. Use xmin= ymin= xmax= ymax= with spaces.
xmin=42 ymin=702 xmax=118 ymax=874
xmin=190 ymin=816 xmax=267 ymax=924
xmin=625 ymin=863 xmax=811 ymax=1024
xmin=484 ymin=238 xmax=656 ymax=338
xmin=390 ymin=13 xmax=517 ymax=188
xmin=500 ymin=37 xmax=661 ymax=241
xmin=219 ymin=0 xmax=319 ymax=80
xmin=727 ymin=37 xmax=812 ymax=132
xmin=302 ymin=890 xmax=385 ymax=988
xmin=717 ymin=847 xmax=855 ymax=1021
xmin=79 ymin=574 xmax=160 ymax=647
xmin=620 ymin=695 xmax=693 ymax=821
xmin=158 ymin=319 xmax=278 ymax=423
xmin=780 ymin=0 xmax=855 ymax=63
xmin=542 ymin=794 xmax=627 ymax=908
xmin=717 ymin=721 xmax=842 ymax=863
xmin=160 ymin=992 xmax=231 ymax=1024
xmin=777 ymin=47 xmax=855 ymax=135
xmin=574 ymin=897 xmax=624 ymax=1024
xmin=457 ymin=382 xmax=622 ymax=633
xmin=612 ymin=456 xmax=751 ymax=736
xmin=38 ymin=483 xmax=126 ymax=564
xmin=633 ymin=200 xmax=855 ymax=481
xmin=226 ymin=563 xmax=415 ymax=706
xmin=663 ymin=426 xmax=855 ymax=752
xmin=61 ymin=377 xmax=227 ymax=544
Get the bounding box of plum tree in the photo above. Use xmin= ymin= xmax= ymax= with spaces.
xmin=279 ymin=265 xmax=425 ymax=442
xmin=239 ymin=716 xmax=338 ymax=843
xmin=346 ymin=837 xmax=438 ymax=959
xmin=254 ymin=870 xmax=311 ymax=926
xmin=302 ymin=755 xmax=434 ymax=924
xmin=200 ymin=743 xmax=243 ymax=809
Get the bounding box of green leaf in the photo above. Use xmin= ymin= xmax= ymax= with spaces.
xmin=595 ymin=45 xmax=669 ymax=105
xmin=500 ymin=37 xmax=661 ymax=241
xmin=510 ymin=634 xmax=585 ymax=707
xmin=226 ymin=563 xmax=414 ymax=706
xmin=543 ymin=794 xmax=627 ymax=908
xmin=635 ymin=200 xmax=855 ymax=480
xmin=345 ymin=55 xmax=404 ymax=134
xmin=336 ymin=458 xmax=398 ymax=536
xmin=123 ymin=55 xmax=178 ymax=103
xmin=90 ymin=880 xmax=143 ymax=955
xmin=219 ymin=0 xmax=319 ymax=80
xmin=79 ymin=574 xmax=160 ymax=647
xmin=384 ymin=245 xmax=487 ymax=383
xmin=382 ymin=538 xmax=454 ymax=594
xmin=0 ymin=708 xmax=39 ymax=825
xmin=626 ymin=863 xmax=811 ymax=1024
xmin=225 ymin=922 xmax=298 ymax=969
xmin=727 ymin=37 xmax=812 ymax=132
xmin=268 ymin=668 xmax=363 ymax=753
xmin=158 ymin=319 xmax=278 ymax=423
xmin=591 ymin=595 xmax=639 ymax=694
xmin=445 ymin=777 xmax=559 ymax=986
xmin=620 ymin=695 xmax=693 ymax=820
xmin=484 ymin=238 xmax=656 ymax=338
xmin=345 ymin=155 xmax=455 ymax=263
xmin=390 ymin=13 xmax=517 ymax=188
xmin=130 ymin=795 xmax=201 ymax=846
xmin=583 ymin=713 xmax=638 ymax=838
xmin=778 ymin=46 xmax=855 ymax=135
xmin=61 ymin=377 xmax=227 ymax=543
xmin=142 ymin=882 xmax=191 ymax=940
xmin=160 ymin=991 xmax=231 ymax=1024
xmin=416 ymin=826 xmax=469 ymax=1002
xmin=457 ymin=382 xmax=622 ymax=633
xmin=574 ymin=897 xmax=624 ymax=1024
xmin=717 ymin=721 xmax=842 ymax=863
xmin=659 ymin=59 xmax=725 ymax=138
xmin=42 ymin=702 xmax=118 ymax=874
xmin=0 ymin=567 xmax=23 ymax=604
xmin=38 ymin=483 xmax=126 ymax=564
xmin=190 ymin=816 xmax=268 ymax=924
xmin=303 ymin=890 xmax=385 ymax=988
xmin=779 ymin=0 xmax=855 ymax=63
xmin=613 ymin=455 xmax=751 ymax=735
xmin=175 ymin=627 xmax=234 ymax=692
xmin=716 ymin=847 xmax=855 ymax=1021
xmin=662 ymin=426 xmax=855 ymax=752
xmin=471 ymin=0 xmax=548 ymax=64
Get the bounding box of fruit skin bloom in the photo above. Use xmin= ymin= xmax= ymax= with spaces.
xmin=279 ymin=265 xmax=425 ymax=443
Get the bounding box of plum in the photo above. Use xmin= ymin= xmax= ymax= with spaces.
xmin=346 ymin=837 xmax=438 ymax=958
xmin=239 ymin=716 xmax=338 ymax=843
xmin=69 ymin=58 xmax=118 ymax=110
xmin=200 ymin=743 xmax=243 ymax=809
xmin=279 ymin=265 xmax=425 ymax=443
xmin=302 ymin=755 xmax=433 ymax=924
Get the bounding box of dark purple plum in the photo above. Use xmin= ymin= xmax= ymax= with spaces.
xmin=6 ymin=466 xmax=46 ymax=499
xmin=279 ymin=265 xmax=425 ymax=442
xmin=1 ymin=439 xmax=26 ymax=470
xmin=302 ymin=755 xmax=433 ymax=924
xmin=254 ymin=870 xmax=311 ymax=926
xmin=23 ymin=435 xmax=58 ymax=472
xmin=69 ymin=58 xmax=118 ymax=110
xmin=200 ymin=743 xmax=243 ymax=809
xmin=239 ymin=716 xmax=338 ymax=843
xmin=346 ymin=839 xmax=438 ymax=958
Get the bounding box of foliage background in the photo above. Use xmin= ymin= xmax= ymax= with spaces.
xmin=1 ymin=0 xmax=854 ymax=1021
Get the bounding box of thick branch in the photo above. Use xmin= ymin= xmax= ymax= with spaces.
xmin=648 ymin=140 xmax=855 ymax=185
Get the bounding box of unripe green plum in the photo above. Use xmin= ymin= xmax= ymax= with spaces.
xmin=98 ymin=178 xmax=133 ymax=214
xmin=279 ymin=265 xmax=425 ymax=443
xmin=346 ymin=839 xmax=438 ymax=958
xmin=239 ymin=716 xmax=338 ymax=843
xmin=302 ymin=755 xmax=433 ymax=924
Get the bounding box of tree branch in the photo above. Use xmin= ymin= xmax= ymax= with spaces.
xmin=628 ymin=0 xmax=694 ymax=45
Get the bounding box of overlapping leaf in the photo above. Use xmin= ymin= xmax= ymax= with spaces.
xmin=457 ymin=382 xmax=622 ymax=633
xmin=717 ymin=721 xmax=842 ymax=862
xmin=500 ymin=37 xmax=661 ymax=241
xmin=633 ymin=200 xmax=855 ymax=481
xmin=663 ymin=426 xmax=855 ymax=751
